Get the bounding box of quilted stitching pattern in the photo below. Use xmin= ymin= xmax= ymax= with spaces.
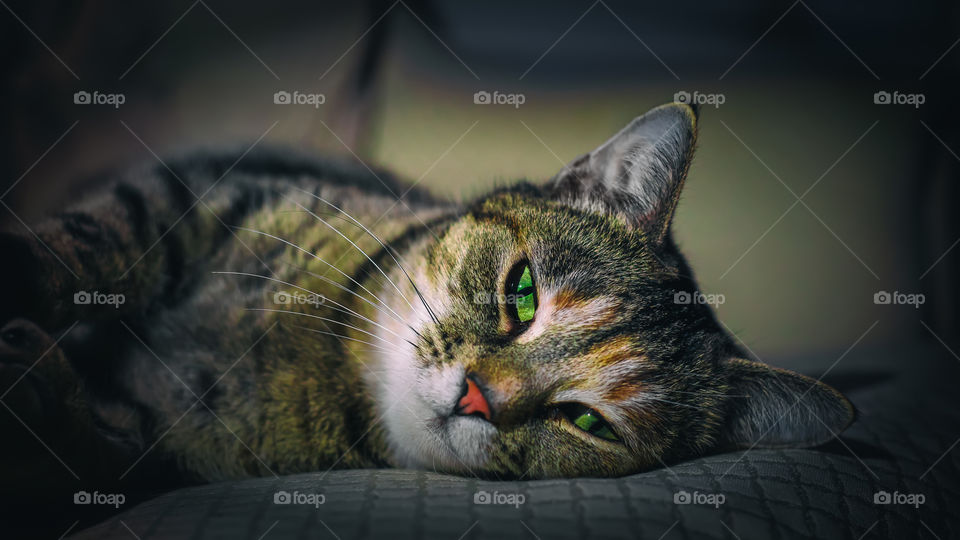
xmin=72 ymin=344 xmax=960 ymax=540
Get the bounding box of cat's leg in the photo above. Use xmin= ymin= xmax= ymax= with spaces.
xmin=0 ymin=163 xmax=271 ymax=328
xmin=0 ymin=149 xmax=407 ymax=328
xmin=0 ymin=157 xmax=297 ymax=491
xmin=0 ymin=319 xmax=132 ymax=499
xmin=0 ymin=151 xmax=404 ymax=485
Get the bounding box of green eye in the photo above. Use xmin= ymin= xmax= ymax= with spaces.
xmin=558 ymin=403 xmax=620 ymax=442
xmin=507 ymin=263 xmax=537 ymax=323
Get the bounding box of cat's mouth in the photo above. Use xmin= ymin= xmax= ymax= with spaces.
xmin=430 ymin=408 xmax=497 ymax=472
xmin=375 ymin=357 xmax=497 ymax=472
xmin=409 ymin=371 xmax=498 ymax=472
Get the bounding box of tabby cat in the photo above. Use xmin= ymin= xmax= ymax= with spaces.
xmin=0 ymin=103 xmax=854 ymax=489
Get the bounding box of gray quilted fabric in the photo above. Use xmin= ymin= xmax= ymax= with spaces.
xmin=72 ymin=343 xmax=960 ymax=540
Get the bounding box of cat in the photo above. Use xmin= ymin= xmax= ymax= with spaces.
xmin=0 ymin=103 xmax=854 ymax=488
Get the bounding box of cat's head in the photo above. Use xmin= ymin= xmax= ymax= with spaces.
xmin=374 ymin=103 xmax=854 ymax=478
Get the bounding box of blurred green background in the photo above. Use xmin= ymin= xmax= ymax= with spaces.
xmin=2 ymin=0 xmax=957 ymax=357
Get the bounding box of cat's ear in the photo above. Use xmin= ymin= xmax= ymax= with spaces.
xmin=549 ymin=103 xmax=698 ymax=243
xmin=717 ymin=358 xmax=855 ymax=449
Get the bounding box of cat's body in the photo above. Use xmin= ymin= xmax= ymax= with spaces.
xmin=0 ymin=104 xmax=854 ymax=490
xmin=3 ymin=149 xmax=450 ymax=482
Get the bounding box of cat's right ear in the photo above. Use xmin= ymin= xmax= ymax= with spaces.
xmin=717 ymin=358 xmax=856 ymax=449
xmin=548 ymin=103 xmax=698 ymax=244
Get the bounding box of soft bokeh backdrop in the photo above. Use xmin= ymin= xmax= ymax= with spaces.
xmin=2 ymin=0 xmax=957 ymax=357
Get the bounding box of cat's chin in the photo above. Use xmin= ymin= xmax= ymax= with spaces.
xmin=384 ymin=382 xmax=498 ymax=472
xmin=434 ymin=414 xmax=497 ymax=470
xmin=381 ymin=405 xmax=496 ymax=473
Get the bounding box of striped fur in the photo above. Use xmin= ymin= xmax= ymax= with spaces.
xmin=0 ymin=104 xmax=853 ymax=488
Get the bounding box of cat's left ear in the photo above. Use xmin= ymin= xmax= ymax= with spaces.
xmin=549 ymin=103 xmax=698 ymax=243
xmin=717 ymin=358 xmax=856 ymax=449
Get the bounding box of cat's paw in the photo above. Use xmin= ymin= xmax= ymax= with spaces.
xmin=1 ymin=320 xmax=55 ymax=425
xmin=0 ymin=319 xmax=100 ymax=498
xmin=0 ymin=232 xmax=44 ymax=325
xmin=0 ymin=319 xmax=82 ymax=441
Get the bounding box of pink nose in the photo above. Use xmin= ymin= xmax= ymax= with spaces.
xmin=457 ymin=377 xmax=491 ymax=421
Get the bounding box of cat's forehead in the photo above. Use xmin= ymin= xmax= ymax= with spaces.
xmin=456 ymin=194 xmax=654 ymax=267
xmin=436 ymin=197 xmax=674 ymax=326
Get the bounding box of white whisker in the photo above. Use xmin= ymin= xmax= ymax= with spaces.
xmin=645 ymin=396 xmax=713 ymax=412
xmin=287 ymin=324 xmax=401 ymax=355
xmin=246 ymin=308 xmax=408 ymax=350
xmin=283 ymin=195 xmax=422 ymax=320
xmin=292 ymin=188 xmax=443 ymax=326
xmin=233 ymin=227 xmax=408 ymax=325
xmin=668 ymin=389 xmax=749 ymax=399
xmin=212 ymin=271 xmax=408 ymax=341
xmin=280 ymin=260 xmax=421 ymax=338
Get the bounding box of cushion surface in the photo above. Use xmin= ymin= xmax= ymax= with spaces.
xmin=73 ymin=342 xmax=960 ymax=539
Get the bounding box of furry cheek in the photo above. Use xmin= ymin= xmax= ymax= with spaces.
xmin=516 ymin=291 xmax=621 ymax=344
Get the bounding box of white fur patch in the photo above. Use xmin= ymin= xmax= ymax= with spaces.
xmin=366 ymin=265 xmax=495 ymax=473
